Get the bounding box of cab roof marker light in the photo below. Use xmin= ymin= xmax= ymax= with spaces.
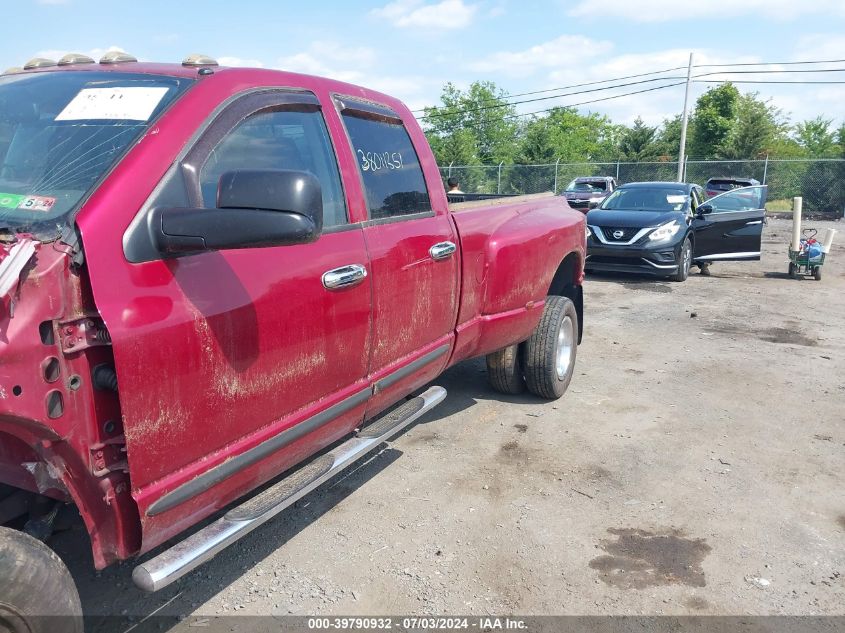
xmin=58 ymin=53 xmax=96 ymax=66
xmin=182 ymin=54 xmax=218 ymax=67
xmin=3 ymin=67 xmax=24 ymax=75
xmin=23 ymin=58 xmax=57 ymax=70
xmin=99 ymin=51 xmax=137 ymax=64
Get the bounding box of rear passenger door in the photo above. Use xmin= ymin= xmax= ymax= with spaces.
xmin=336 ymin=98 xmax=459 ymax=416
xmin=692 ymin=185 xmax=767 ymax=262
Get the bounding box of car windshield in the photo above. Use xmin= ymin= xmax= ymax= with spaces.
xmin=566 ymin=179 xmax=606 ymax=192
xmin=0 ymin=71 xmax=192 ymax=232
xmin=600 ymin=187 xmax=689 ymax=212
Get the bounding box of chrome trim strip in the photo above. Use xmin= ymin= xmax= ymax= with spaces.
xmin=374 ymin=344 xmax=450 ymax=393
xmin=133 ymin=386 xmax=447 ymax=593
xmin=745 ymin=220 xmax=763 ymax=225
xmin=145 ymin=387 xmax=371 ymax=517
xmin=640 ymin=258 xmax=678 ymax=270
xmin=695 ymin=252 xmax=760 ymax=261
xmin=589 ymin=225 xmax=655 ymax=246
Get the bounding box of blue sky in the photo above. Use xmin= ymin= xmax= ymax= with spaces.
xmin=4 ymin=0 xmax=845 ymax=130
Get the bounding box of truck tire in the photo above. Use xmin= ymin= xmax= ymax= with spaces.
xmin=523 ymin=296 xmax=578 ymax=400
xmin=0 ymin=527 xmax=83 ymax=633
xmin=486 ymin=344 xmax=525 ymax=394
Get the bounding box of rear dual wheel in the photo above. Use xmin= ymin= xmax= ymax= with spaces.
xmin=486 ymin=296 xmax=578 ymax=400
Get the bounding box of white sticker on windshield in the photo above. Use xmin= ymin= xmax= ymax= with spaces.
xmin=666 ymin=195 xmax=687 ymax=203
xmin=55 ymin=87 xmax=169 ymax=121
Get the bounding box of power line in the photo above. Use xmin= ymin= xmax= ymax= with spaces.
xmin=498 ymin=81 xmax=689 ymax=121
xmin=694 ymin=58 xmax=845 ymax=67
xmin=693 ymin=68 xmax=845 ymax=78
xmin=410 ymin=65 xmax=686 ymax=113
xmin=693 ymin=80 xmax=845 ymax=85
xmin=418 ymin=76 xmax=687 ymax=121
xmin=415 ymin=58 xmax=845 ymax=121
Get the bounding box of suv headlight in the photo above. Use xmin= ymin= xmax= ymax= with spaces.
xmin=649 ymin=220 xmax=681 ymax=242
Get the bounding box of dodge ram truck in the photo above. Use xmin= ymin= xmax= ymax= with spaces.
xmin=0 ymin=53 xmax=585 ymax=628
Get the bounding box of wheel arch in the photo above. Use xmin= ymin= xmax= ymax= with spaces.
xmin=0 ymin=423 xmax=140 ymax=569
xmin=547 ymin=251 xmax=584 ymax=344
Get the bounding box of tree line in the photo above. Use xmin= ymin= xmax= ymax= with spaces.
xmin=423 ymin=81 xmax=845 ymax=165
xmin=422 ymin=81 xmax=845 ymax=213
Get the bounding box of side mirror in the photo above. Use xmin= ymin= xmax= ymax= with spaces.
xmin=588 ymin=200 xmax=601 ymax=209
xmin=149 ymin=170 xmax=323 ymax=256
xmin=697 ymin=203 xmax=713 ymax=217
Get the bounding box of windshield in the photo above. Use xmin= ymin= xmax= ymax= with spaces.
xmin=566 ymin=179 xmax=607 ymax=192
xmin=600 ymin=187 xmax=689 ymax=212
xmin=0 ymin=71 xmax=192 ymax=232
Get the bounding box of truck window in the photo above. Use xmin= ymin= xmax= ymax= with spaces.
xmin=340 ymin=112 xmax=431 ymax=220
xmin=198 ymin=109 xmax=347 ymax=227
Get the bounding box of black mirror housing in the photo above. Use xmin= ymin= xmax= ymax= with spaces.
xmin=149 ymin=169 xmax=323 ymax=257
xmin=217 ymin=169 xmax=323 ymax=234
xmin=698 ymin=203 xmax=713 ymax=216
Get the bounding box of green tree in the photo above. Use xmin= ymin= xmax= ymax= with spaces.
xmin=688 ymin=83 xmax=740 ymax=158
xmin=618 ymin=117 xmax=659 ymax=161
xmin=422 ymin=81 xmax=519 ymax=166
xmin=795 ymin=116 xmax=837 ymax=157
xmin=655 ymin=115 xmax=682 ymax=160
xmin=719 ymin=92 xmax=788 ymax=159
xmin=517 ymin=107 xmax=618 ymax=163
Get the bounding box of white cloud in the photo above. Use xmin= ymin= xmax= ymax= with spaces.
xmin=276 ymin=41 xmax=376 ymax=84
xmin=568 ymin=0 xmax=845 ymax=22
xmin=371 ymin=0 xmax=479 ymax=30
xmin=218 ymin=56 xmax=264 ymax=68
xmin=275 ymin=41 xmax=432 ymax=107
xmin=469 ymin=35 xmax=613 ymax=76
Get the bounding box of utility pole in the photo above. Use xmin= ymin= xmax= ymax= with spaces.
xmin=677 ymin=52 xmax=694 ymax=182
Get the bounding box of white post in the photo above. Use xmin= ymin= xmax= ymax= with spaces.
xmin=791 ymin=197 xmax=803 ymax=252
xmin=616 ymin=159 xmax=620 ymax=182
xmin=497 ymin=161 xmax=504 ymax=194
xmin=762 ymin=154 xmax=769 ymax=184
xmin=677 ymin=52 xmax=694 ymax=182
xmin=553 ymin=158 xmax=561 ymax=193
xmin=448 ymin=161 xmax=454 ymax=177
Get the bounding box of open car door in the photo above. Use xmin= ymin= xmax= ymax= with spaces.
xmin=692 ymin=185 xmax=767 ymax=262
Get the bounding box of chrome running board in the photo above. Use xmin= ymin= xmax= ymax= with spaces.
xmin=132 ymin=386 xmax=447 ymax=592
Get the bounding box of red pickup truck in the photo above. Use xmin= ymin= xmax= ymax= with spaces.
xmin=0 ymin=54 xmax=585 ymax=626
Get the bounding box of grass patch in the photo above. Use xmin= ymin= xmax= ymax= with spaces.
xmin=766 ymin=198 xmax=793 ymax=212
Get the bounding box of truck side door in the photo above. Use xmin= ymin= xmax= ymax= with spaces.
xmin=336 ymin=98 xmax=459 ymax=416
xmin=105 ymin=91 xmax=373 ymax=546
xmin=692 ymin=185 xmax=768 ymax=262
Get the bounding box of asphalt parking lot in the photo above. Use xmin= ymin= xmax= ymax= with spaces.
xmin=57 ymin=218 xmax=844 ymax=624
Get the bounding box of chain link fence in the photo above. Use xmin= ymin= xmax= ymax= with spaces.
xmin=440 ymin=159 xmax=845 ymax=216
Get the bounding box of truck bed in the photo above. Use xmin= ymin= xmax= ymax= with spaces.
xmin=448 ymin=191 xmax=556 ymax=212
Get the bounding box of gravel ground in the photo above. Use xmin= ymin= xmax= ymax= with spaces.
xmin=53 ymin=219 xmax=845 ymax=625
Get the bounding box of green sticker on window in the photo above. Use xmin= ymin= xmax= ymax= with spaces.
xmin=0 ymin=193 xmax=25 ymax=209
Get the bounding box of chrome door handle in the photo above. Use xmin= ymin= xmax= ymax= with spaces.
xmin=322 ymin=264 xmax=367 ymax=289
xmin=429 ymin=241 xmax=456 ymax=260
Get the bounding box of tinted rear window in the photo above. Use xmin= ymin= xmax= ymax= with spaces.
xmin=341 ymin=112 xmax=431 ymax=220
